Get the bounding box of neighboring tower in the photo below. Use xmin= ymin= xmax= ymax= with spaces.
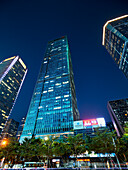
xmin=107 ymin=98 xmax=128 ymax=137
xmin=0 ymin=56 xmax=27 ymax=135
xmin=17 ymin=117 xmax=26 ymax=140
xmin=20 ymin=36 xmax=79 ymax=142
xmin=1 ymin=118 xmax=19 ymax=138
xmin=102 ymin=15 xmax=128 ymax=78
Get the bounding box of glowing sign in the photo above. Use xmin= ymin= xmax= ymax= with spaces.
xmin=83 ymin=119 xmax=98 ymax=127
xmin=73 ymin=121 xmax=83 ymax=130
xmin=73 ymin=118 xmax=106 ymax=130
xmin=77 ymin=159 xmax=90 ymax=162
xmin=97 ymin=118 xmax=106 ymax=127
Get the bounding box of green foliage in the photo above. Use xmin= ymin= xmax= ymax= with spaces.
xmin=124 ymin=122 xmax=128 ymax=135
xmin=119 ymin=133 xmax=128 ymax=162
xmin=88 ymin=130 xmax=116 ymax=154
xmin=20 ymin=137 xmax=42 ymax=162
xmin=67 ymin=134 xmax=86 ymax=158
xmin=0 ymin=138 xmax=20 ymax=165
xmin=1 ymin=131 xmax=128 ymax=167
xmin=53 ymin=139 xmax=72 ymax=163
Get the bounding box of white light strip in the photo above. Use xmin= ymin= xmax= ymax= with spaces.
xmin=3 ymin=56 xmax=16 ymax=62
xmin=102 ymin=15 xmax=128 ymax=45
xmin=0 ymin=56 xmax=19 ymax=83
xmin=19 ymin=58 xmax=26 ymax=69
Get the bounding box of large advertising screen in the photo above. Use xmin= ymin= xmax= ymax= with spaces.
xmin=73 ymin=118 xmax=106 ymax=130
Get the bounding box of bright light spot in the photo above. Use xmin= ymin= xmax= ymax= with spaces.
xmin=44 ymin=136 xmax=48 ymax=141
xmin=2 ymin=140 xmax=7 ymax=146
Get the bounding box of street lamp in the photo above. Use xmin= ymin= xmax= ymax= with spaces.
xmin=1 ymin=139 xmax=8 ymax=146
xmin=44 ymin=136 xmax=48 ymax=141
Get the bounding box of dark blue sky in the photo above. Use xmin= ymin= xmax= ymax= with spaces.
xmin=0 ymin=0 xmax=128 ymax=123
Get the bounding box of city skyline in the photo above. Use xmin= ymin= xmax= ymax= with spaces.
xmin=0 ymin=0 xmax=128 ymax=123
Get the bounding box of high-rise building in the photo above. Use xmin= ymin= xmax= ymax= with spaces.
xmin=1 ymin=118 xmax=19 ymax=138
xmin=0 ymin=56 xmax=27 ymax=135
xmin=102 ymin=15 xmax=128 ymax=78
xmin=20 ymin=36 xmax=79 ymax=142
xmin=17 ymin=117 xmax=26 ymax=140
xmin=107 ymin=98 xmax=128 ymax=137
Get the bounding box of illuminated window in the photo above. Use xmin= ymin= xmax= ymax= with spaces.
xmin=43 ymin=91 xmax=47 ymax=93
xmin=64 ymin=95 xmax=69 ymax=98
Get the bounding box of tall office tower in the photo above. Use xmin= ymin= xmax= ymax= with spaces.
xmin=102 ymin=15 xmax=128 ymax=78
xmin=107 ymin=98 xmax=128 ymax=137
xmin=20 ymin=36 xmax=79 ymax=142
xmin=0 ymin=56 xmax=27 ymax=135
xmin=1 ymin=118 xmax=19 ymax=138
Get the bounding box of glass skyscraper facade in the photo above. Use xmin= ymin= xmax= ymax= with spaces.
xmin=20 ymin=36 xmax=79 ymax=142
xmin=0 ymin=56 xmax=27 ymax=135
xmin=1 ymin=118 xmax=19 ymax=138
xmin=107 ymin=98 xmax=128 ymax=137
xmin=102 ymin=15 xmax=128 ymax=78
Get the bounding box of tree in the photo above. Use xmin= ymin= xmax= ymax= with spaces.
xmin=0 ymin=138 xmax=20 ymax=167
xmin=119 ymin=128 xmax=128 ymax=163
xmin=88 ymin=129 xmax=122 ymax=169
xmin=39 ymin=135 xmax=57 ymax=168
xmin=20 ymin=137 xmax=43 ymax=165
xmin=67 ymin=134 xmax=86 ymax=166
xmin=52 ymin=139 xmax=72 ymax=166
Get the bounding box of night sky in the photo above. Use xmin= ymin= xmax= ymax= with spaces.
xmin=0 ymin=0 xmax=128 ymax=124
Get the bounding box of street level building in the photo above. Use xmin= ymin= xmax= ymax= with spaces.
xmin=102 ymin=15 xmax=128 ymax=79
xmin=73 ymin=118 xmax=106 ymax=138
xmin=0 ymin=56 xmax=27 ymax=135
xmin=1 ymin=118 xmax=19 ymax=138
xmin=20 ymin=36 xmax=79 ymax=142
xmin=107 ymin=98 xmax=128 ymax=137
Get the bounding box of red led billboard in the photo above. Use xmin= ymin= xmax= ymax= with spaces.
xmin=83 ymin=119 xmax=98 ymax=126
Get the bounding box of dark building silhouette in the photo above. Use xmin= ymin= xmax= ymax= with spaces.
xmin=1 ymin=118 xmax=19 ymax=138
xmin=106 ymin=121 xmax=115 ymax=132
xmin=17 ymin=117 xmax=26 ymax=140
xmin=107 ymin=98 xmax=128 ymax=137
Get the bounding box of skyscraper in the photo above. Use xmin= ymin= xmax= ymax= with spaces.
xmin=20 ymin=36 xmax=79 ymax=142
xmin=102 ymin=15 xmax=128 ymax=78
xmin=0 ymin=56 xmax=27 ymax=135
xmin=107 ymin=98 xmax=128 ymax=137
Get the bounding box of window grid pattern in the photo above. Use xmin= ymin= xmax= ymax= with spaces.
xmin=104 ymin=16 xmax=128 ymax=79
xmin=21 ymin=36 xmax=79 ymax=140
xmin=0 ymin=57 xmax=27 ymax=134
